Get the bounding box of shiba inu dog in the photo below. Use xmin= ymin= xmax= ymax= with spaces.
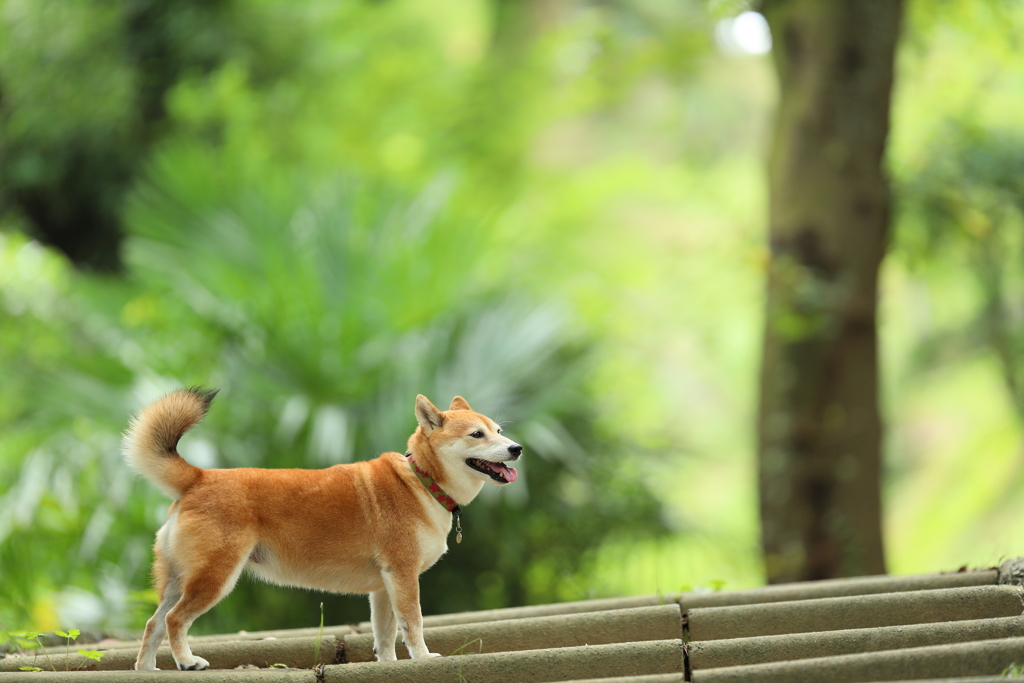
xmin=123 ymin=388 xmax=521 ymax=670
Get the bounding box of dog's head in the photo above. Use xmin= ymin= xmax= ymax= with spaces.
xmin=412 ymin=394 xmax=521 ymax=486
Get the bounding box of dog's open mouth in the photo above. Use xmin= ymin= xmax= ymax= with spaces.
xmin=466 ymin=458 xmax=519 ymax=484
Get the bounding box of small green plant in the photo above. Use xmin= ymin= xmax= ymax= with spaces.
xmin=1003 ymin=662 xmax=1024 ymax=677
xmin=270 ymin=663 xmax=290 ymax=668
xmin=449 ymin=638 xmax=482 ymax=656
xmin=312 ymin=601 xmax=325 ymax=667
xmin=450 ymin=638 xmax=482 ymax=683
xmin=5 ymin=629 xmax=103 ymax=672
xmin=54 ymin=629 xmax=81 ymax=670
xmin=14 ymin=632 xmax=55 ymax=672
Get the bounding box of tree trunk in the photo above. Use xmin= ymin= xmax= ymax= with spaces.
xmin=757 ymin=0 xmax=903 ymax=583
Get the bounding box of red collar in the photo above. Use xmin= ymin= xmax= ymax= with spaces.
xmin=407 ymin=455 xmax=464 ymax=543
xmin=406 ymin=455 xmax=461 ymax=515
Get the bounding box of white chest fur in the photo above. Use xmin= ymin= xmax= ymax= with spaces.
xmin=415 ymin=489 xmax=454 ymax=572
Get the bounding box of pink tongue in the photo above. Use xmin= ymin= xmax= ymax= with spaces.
xmin=486 ymin=461 xmax=519 ymax=483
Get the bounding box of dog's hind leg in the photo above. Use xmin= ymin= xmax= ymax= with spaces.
xmin=369 ymin=589 xmax=399 ymax=661
xmin=164 ymin=539 xmax=252 ymax=670
xmin=381 ymin=567 xmax=438 ymax=659
xmin=135 ymin=549 xmax=182 ymax=670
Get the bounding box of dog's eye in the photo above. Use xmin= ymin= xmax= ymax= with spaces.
xmin=470 ymin=431 xmax=484 ymax=438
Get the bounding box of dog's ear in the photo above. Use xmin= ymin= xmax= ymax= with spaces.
xmin=449 ymin=396 xmax=472 ymax=412
xmin=415 ymin=395 xmax=444 ymax=433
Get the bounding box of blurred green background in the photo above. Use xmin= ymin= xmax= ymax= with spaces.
xmin=2 ymin=0 xmax=1024 ymax=636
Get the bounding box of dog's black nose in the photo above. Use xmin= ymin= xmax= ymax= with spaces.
xmin=508 ymin=444 xmax=522 ymax=458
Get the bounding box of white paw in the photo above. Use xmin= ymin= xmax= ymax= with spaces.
xmin=177 ymin=655 xmax=209 ymax=671
xmin=375 ymin=651 xmax=398 ymax=662
xmin=409 ymin=650 xmax=441 ymax=659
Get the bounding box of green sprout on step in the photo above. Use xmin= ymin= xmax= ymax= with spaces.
xmin=54 ymin=629 xmax=81 ymax=670
xmin=449 ymin=638 xmax=482 ymax=656
xmin=450 ymin=638 xmax=482 ymax=683
xmin=14 ymin=632 xmax=54 ymax=672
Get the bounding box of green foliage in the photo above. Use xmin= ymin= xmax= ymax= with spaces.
xmin=0 ymin=0 xmax=240 ymax=270
xmin=898 ymin=121 xmax=1024 ymax=416
xmin=14 ymin=631 xmax=55 ymax=672
xmin=1003 ymin=662 xmax=1024 ymax=677
xmin=883 ymin=0 xmax=1024 ymax=573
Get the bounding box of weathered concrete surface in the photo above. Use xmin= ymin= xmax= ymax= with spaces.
xmin=858 ymin=679 xmax=1014 ymax=682
xmin=0 ymin=670 xmax=314 ymax=682
xmin=1 ymin=635 xmax=338 ymax=672
xmin=98 ymin=625 xmax=356 ymax=652
xmin=691 ymin=636 xmax=1024 ymax=683
xmin=188 ymin=626 xmax=356 ymax=642
xmin=344 ymin=604 xmax=682 ymax=662
xmin=554 ymin=676 xmax=684 ymax=683
xmin=323 ymin=639 xmax=684 ymax=683
xmin=688 ymin=616 xmax=1024 ymax=669
xmin=680 ymin=570 xmax=997 ymax=610
xmin=999 ymin=557 xmax=1024 ymax=586
xmin=354 ymin=594 xmax=674 ymax=632
xmin=349 ymin=570 xmax=994 ymax=632
xmin=858 ymin=679 xmax=1015 ymax=683
xmin=687 ymin=585 xmax=1024 ymax=641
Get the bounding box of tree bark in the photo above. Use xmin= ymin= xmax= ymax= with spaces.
xmin=757 ymin=0 xmax=903 ymax=583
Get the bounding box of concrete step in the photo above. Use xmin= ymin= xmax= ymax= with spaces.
xmin=691 ymin=637 xmax=1024 ymax=683
xmin=355 ymin=594 xmax=673 ymax=632
xmin=686 ymin=585 xmax=1024 ymax=641
xmin=688 ymin=616 xmax=1024 ymax=669
xmin=680 ymin=569 xmax=997 ymax=610
xmin=0 ymin=635 xmax=339 ymax=672
xmin=0 ymin=671 xmax=314 ymax=682
xmin=556 ymin=676 xmax=685 ymax=683
xmin=350 ymin=568 xmax=998 ymax=631
xmin=323 ymin=639 xmax=685 ymax=683
xmin=343 ymin=604 xmax=683 ymax=662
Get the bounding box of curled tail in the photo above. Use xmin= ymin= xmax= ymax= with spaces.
xmin=123 ymin=387 xmax=218 ymax=499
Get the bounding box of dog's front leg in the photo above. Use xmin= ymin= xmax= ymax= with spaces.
xmin=381 ymin=568 xmax=439 ymax=659
xmin=368 ymin=589 xmax=398 ymax=661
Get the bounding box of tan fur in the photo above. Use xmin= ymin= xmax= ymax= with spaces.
xmin=125 ymin=389 xmax=522 ymax=670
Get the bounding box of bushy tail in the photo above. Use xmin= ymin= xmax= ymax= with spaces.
xmin=123 ymin=387 xmax=219 ymax=499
